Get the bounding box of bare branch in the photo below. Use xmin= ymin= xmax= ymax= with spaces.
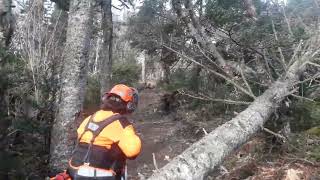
xmin=262 ymin=49 xmax=275 ymax=82
xmin=178 ymin=90 xmax=252 ymax=105
xmin=291 ymin=94 xmax=315 ymax=102
xmin=240 ymin=62 xmax=256 ymax=98
xmin=152 ymin=153 xmax=159 ymax=170
xmin=118 ymin=0 xmax=130 ymax=9
xmin=262 ymin=127 xmax=287 ymax=142
xmin=202 ymin=128 xmax=208 ymax=135
xmin=271 ymin=19 xmax=287 ymax=70
xmin=288 ymin=40 xmax=303 ymax=67
xmin=295 ymin=72 xmax=320 ymax=85
xmin=281 ymin=6 xmax=293 ymax=37
xmin=163 ymin=44 xmax=256 ymax=99
xmin=112 ymin=5 xmax=122 ymax=10
xmin=307 ymin=62 xmax=320 ymax=68
xmin=172 ymin=0 xmax=227 ymax=66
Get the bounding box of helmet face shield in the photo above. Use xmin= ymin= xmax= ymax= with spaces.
xmin=104 ymin=84 xmax=139 ymax=113
xmin=107 ymin=84 xmax=134 ymax=102
xmin=108 ymin=95 xmax=124 ymax=103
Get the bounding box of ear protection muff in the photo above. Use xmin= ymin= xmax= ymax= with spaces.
xmin=101 ymin=93 xmax=108 ymax=103
xmin=127 ymin=88 xmax=139 ymax=113
xmin=126 ymin=102 xmax=135 ymax=112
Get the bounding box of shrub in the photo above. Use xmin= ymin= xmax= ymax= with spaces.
xmin=291 ymin=100 xmax=320 ymax=132
xmin=111 ymin=62 xmax=141 ymax=87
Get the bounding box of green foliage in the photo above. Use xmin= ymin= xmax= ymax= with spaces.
xmin=84 ymin=75 xmax=101 ymax=108
xmin=287 ymin=133 xmax=320 ymax=162
xmin=127 ymin=0 xmax=183 ymax=56
xmin=162 ymin=69 xmax=190 ymax=91
xmin=137 ymin=0 xmax=167 ymax=22
xmin=205 ymin=0 xmax=243 ymax=27
xmin=310 ymin=146 xmax=320 ymax=161
xmin=306 ymin=127 xmax=320 ymax=137
xmin=0 ymin=151 xmax=24 ymax=180
xmin=0 ymin=48 xmax=51 ymax=179
xmin=291 ymin=100 xmax=320 ymax=132
xmin=205 ymin=0 xmax=262 ymax=27
xmin=111 ymin=62 xmax=141 ymax=87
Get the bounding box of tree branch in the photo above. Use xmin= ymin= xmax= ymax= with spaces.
xmin=118 ymin=0 xmax=130 ymax=9
xmin=162 ymin=44 xmax=256 ymax=99
xmin=271 ymin=19 xmax=287 ymax=71
xmin=178 ymin=90 xmax=252 ymax=105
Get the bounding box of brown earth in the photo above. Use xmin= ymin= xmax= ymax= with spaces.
xmin=126 ymin=88 xmax=231 ymax=179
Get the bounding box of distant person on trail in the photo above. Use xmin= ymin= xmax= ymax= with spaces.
xmin=51 ymin=84 xmax=141 ymax=180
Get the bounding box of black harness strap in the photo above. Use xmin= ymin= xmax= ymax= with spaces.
xmin=77 ymin=113 xmax=97 ymax=142
xmin=78 ymin=113 xmax=125 ymax=164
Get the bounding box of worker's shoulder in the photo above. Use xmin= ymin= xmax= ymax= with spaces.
xmin=94 ymin=110 xmax=132 ymax=128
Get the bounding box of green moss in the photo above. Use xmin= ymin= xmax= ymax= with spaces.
xmin=306 ymin=127 xmax=320 ymax=136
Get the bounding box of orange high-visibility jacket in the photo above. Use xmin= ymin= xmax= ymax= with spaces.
xmin=77 ymin=110 xmax=141 ymax=159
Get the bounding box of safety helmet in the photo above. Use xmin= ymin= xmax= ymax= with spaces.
xmin=103 ymin=84 xmax=139 ymax=113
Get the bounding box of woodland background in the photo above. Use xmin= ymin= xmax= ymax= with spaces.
xmin=0 ymin=0 xmax=319 ymax=179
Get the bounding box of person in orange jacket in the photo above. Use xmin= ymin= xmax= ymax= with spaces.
xmin=52 ymin=84 xmax=142 ymax=180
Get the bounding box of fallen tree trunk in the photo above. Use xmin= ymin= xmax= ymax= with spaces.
xmin=147 ymin=53 xmax=311 ymax=179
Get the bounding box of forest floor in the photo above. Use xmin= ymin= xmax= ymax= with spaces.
xmin=2 ymin=87 xmax=318 ymax=179
xmin=127 ymin=88 xmax=320 ymax=180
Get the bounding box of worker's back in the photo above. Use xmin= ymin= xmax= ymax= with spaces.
xmin=60 ymin=84 xmax=142 ymax=180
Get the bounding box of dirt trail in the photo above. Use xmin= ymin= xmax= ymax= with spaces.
xmin=127 ymin=89 xmax=193 ymax=179
xmin=126 ymin=88 xmax=229 ymax=179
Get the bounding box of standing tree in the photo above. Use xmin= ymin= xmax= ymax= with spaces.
xmin=0 ymin=0 xmax=14 ymax=112
xmin=99 ymin=0 xmax=113 ymax=95
xmin=0 ymin=0 xmax=14 ymax=48
xmin=49 ymin=0 xmax=95 ymax=172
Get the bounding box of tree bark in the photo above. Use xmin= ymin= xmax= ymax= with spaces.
xmin=148 ymin=55 xmax=309 ymax=179
xmin=99 ymin=0 xmax=113 ymax=95
xmin=243 ymin=0 xmax=257 ymax=19
xmin=0 ymin=0 xmax=13 ymax=112
xmin=49 ymin=0 xmax=94 ymax=172
xmin=190 ymin=65 xmax=202 ymax=93
xmin=139 ymin=51 xmax=146 ymax=83
xmin=0 ymin=0 xmax=14 ymax=48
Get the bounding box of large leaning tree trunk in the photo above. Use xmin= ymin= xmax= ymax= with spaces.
xmin=148 ymin=37 xmax=320 ymax=179
xmin=50 ymin=0 xmax=94 ymax=172
xmin=99 ymin=0 xmax=113 ymax=95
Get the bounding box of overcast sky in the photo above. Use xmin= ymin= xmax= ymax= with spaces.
xmin=112 ymin=0 xmax=143 ymax=21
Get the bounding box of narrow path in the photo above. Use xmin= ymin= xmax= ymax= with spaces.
xmin=127 ymin=89 xmax=190 ymax=179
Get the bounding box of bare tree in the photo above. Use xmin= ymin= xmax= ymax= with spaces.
xmin=50 ymin=0 xmax=94 ymax=171
xmin=99 ymin=0 xmax=113 ymax=95
xmin=0 ymin=0 xmax=14 ymax=48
